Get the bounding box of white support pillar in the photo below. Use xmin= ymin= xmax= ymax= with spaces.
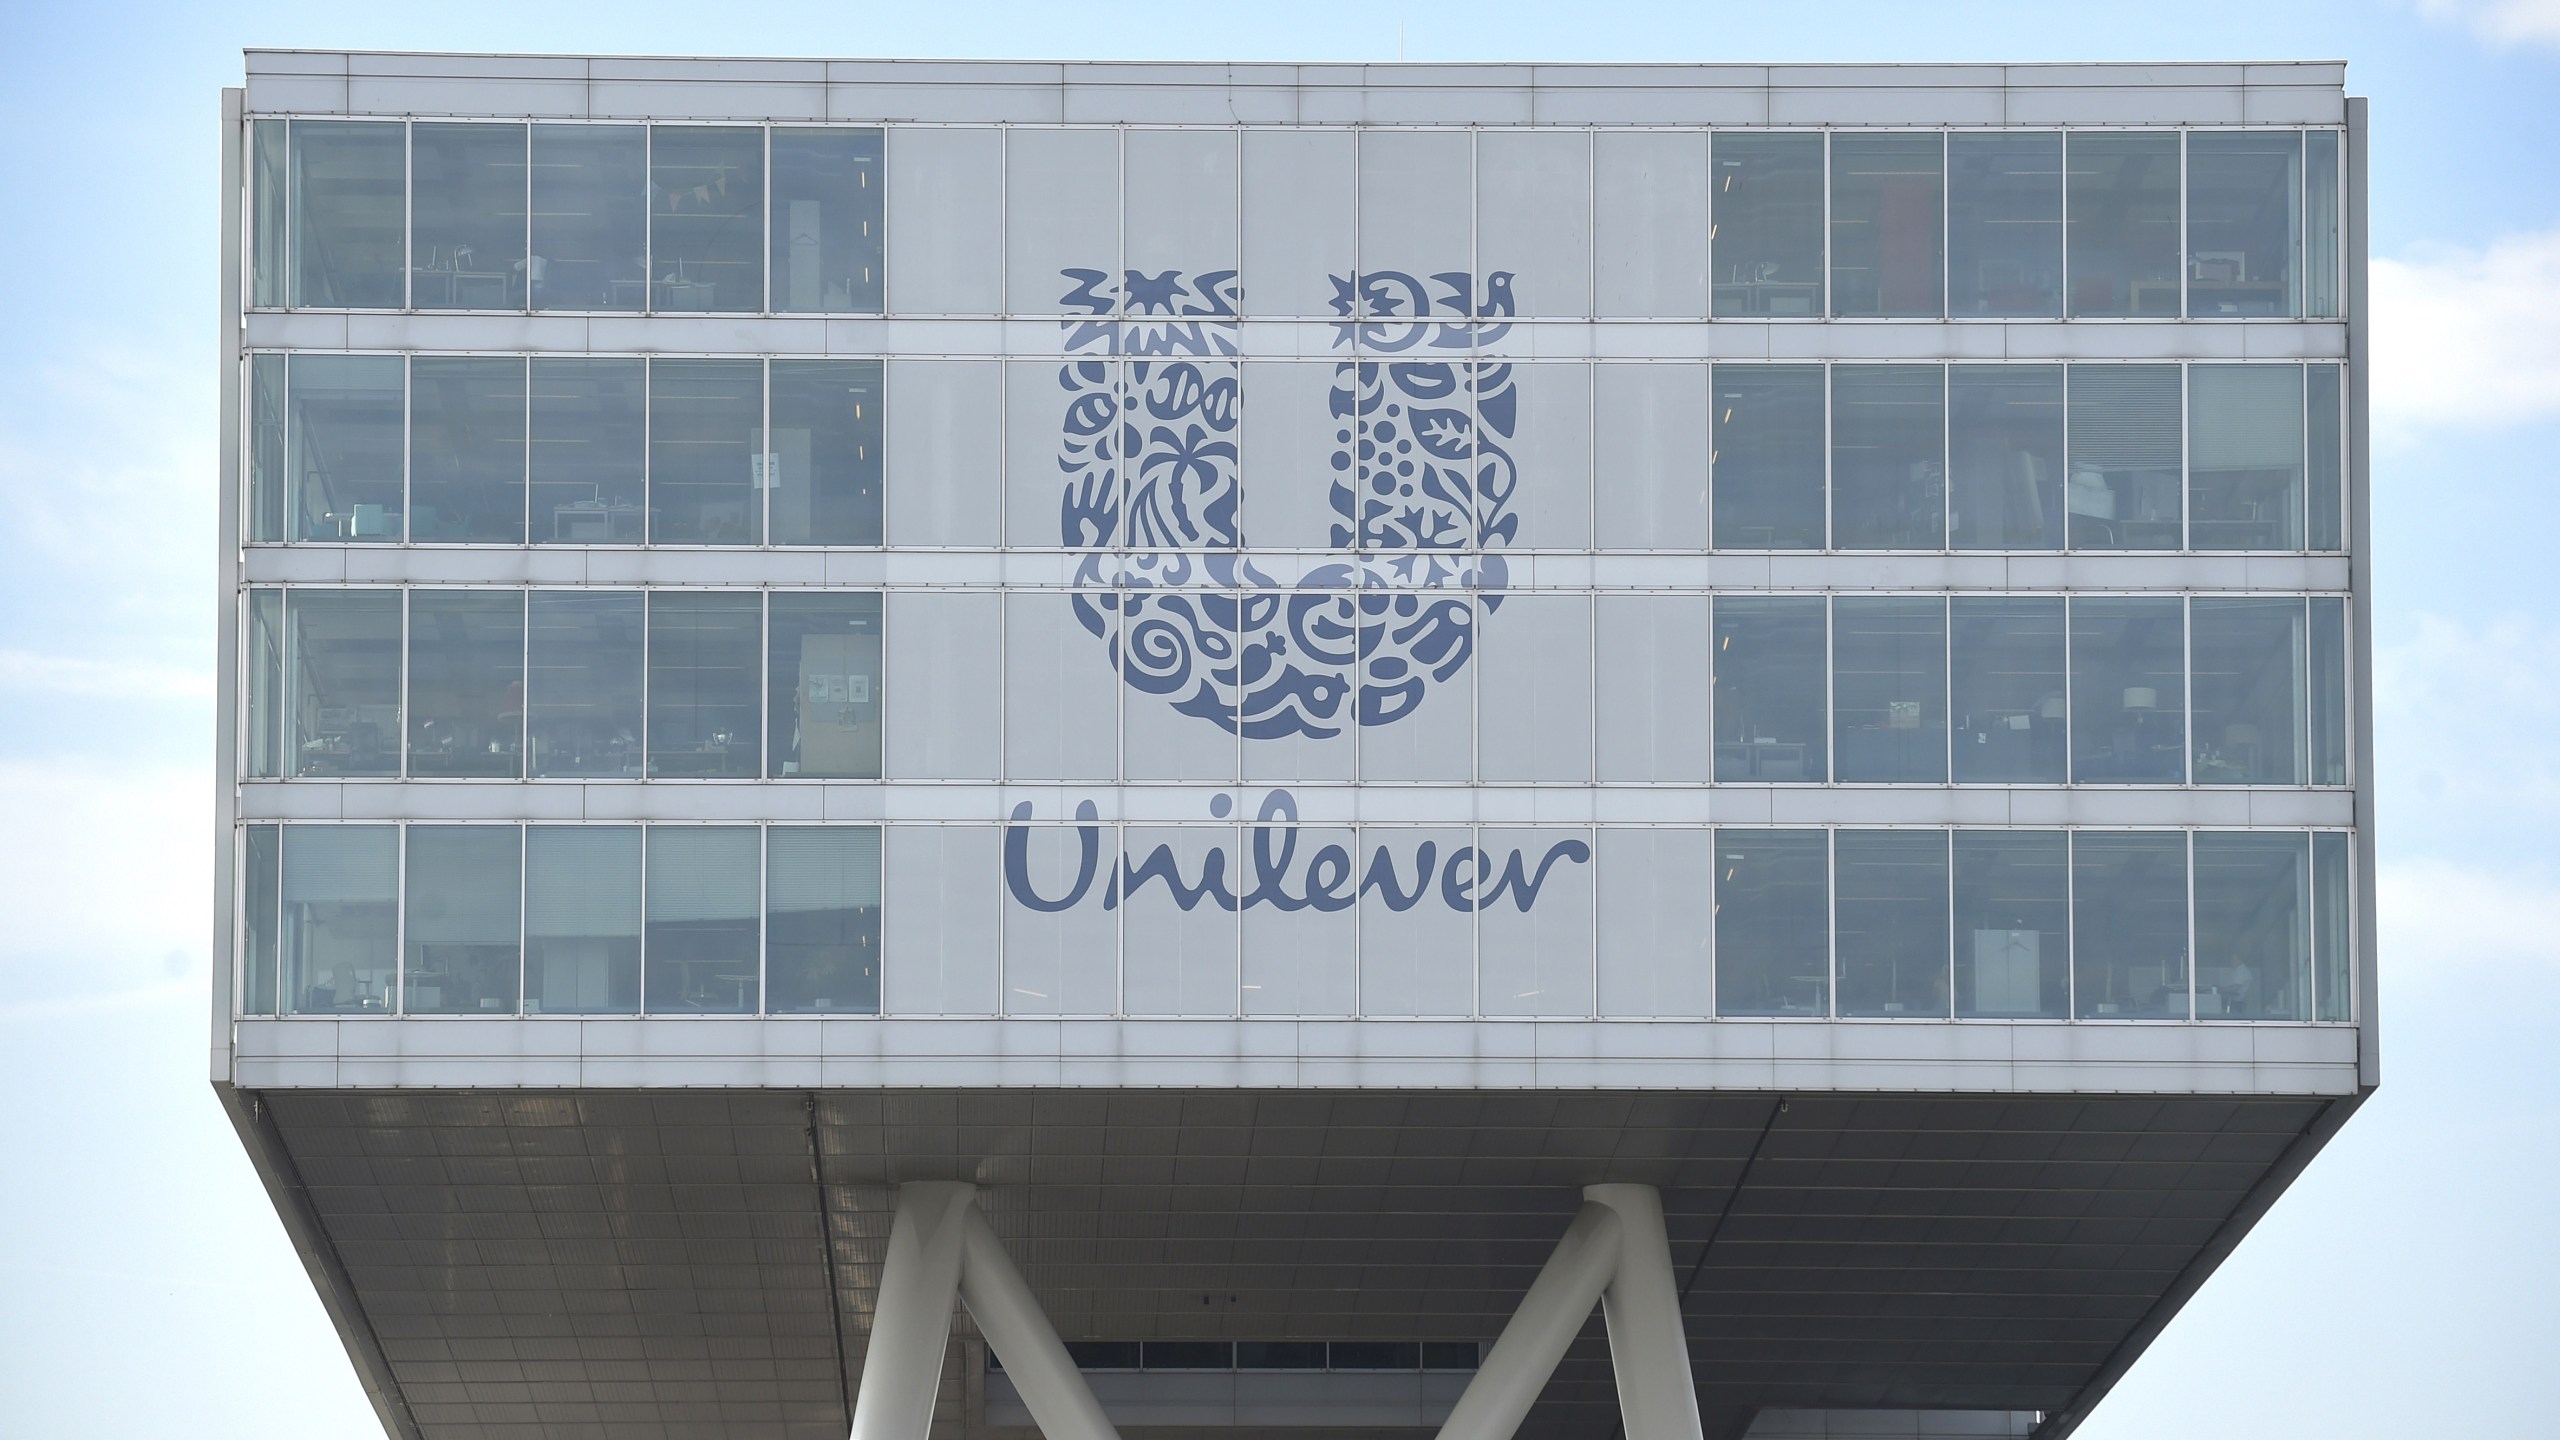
xmin=1585 ymin=1184 xmax=1706 ymax=1440
xmin=1433 ymin=1200 xmax=1624 ymax=1440
xmin=959 ymin=1206 xmax=1121 ymax=1440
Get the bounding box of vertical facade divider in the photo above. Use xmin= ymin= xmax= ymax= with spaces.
xmin=642 ymin=125 xmax=654 ymax=319
xmin=758 ymin=818 xmax=770 ymax=1018
xmin=516 ymin=822 xmax=529 ymax=1017
xmin=398 ymin=587 xmax=413 ymax=782
xmin=1824 ymin=825 xmax=1838 ymax=1019
xmin=520 ymin=122 xmax=532 ymax=315
xmin=2177 ymin=129 xmax=2189 ymax=321
xmin=1943 ymin=826 xmax=1955 ymax=1020
xmin=401 ymin=119 xmax=413 ymax=313
xmin=641 ymin=356 xmax=653 ymax=547
xmin=393 ymin=821 xmax=408 ymax=1016
xmin=401 ymin=355 xmax=414 ymax=545
xmin=2185 ymin=828 xmax=2199 ymax=1022
xmin=2065 ymin=829 xmax=2079 ymax=1019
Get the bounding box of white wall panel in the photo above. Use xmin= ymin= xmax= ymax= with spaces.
xmin=885 ymin=589 xmax=1001 ymax=779
xmin=883 ymin=825 xmax=1001 ymax=1014
xmin=887 ymin=126 xmax=1002 ymax=314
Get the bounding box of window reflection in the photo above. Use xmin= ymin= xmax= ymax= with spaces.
xmin=1714 ymin=830 xmax=1829 ymax=1016
xmin=281 ymin=824 xmax=398 ymax=1015
xmin=406 ymin=590 xmax=524 ymax=779
xmin=250 ymin=120 xmax=288 ymax=308
xmin=249 ymin=354 xmax=287 ymax=542
xmin=645 ymin=826 xmax=761 ymax=1013
xmin=1710 ymin=365 xmax=1823 ymax=550
xmin=410 ymin=122 xmax=527 ymax=310
xmin=246 ymin=590 xmax=285 ymax=779
xmin=1835 ymin=830 xmax=1950 ymax=1017
xmin=646 ymin=592 xmax=761 ymax=778
xmin=1953 ymin=830 xmax=2067 ymax=1018
xmin=2188 ymin=132 xmax=2302 ymax=317
xmin=769 ymin=360 xmax=884 ymax=545
xmin=526 ymin=825 xmax=641 ymax=1015
xmin=2066 ymin=133 xmax=2179 ymax=318
xmin=768 ymin=593 xmax=883 ymax=778
xmin=648 ymin=359 xmax=763 ymax=544
xmin=1830 ymin=133 xmax=1943 ymax=318
xmin=2307 ymin=363 xmax=2344 ymax=552
xmin=290 ymin=121 xmax=403 ymax=308
xmin=409 ymin=356 xmax=526 ymax=543
xmin=527 ymin=590 xmax=644 ymax=779
xmin=241 ymin=825 xmax=281 ymax=1015
xmin=288 ymin=354 xmax=404 ymax=543
xmin=1949 ymin=132 xmax=2061 ymax=317
xmin=530 ymin=124 xmax=646 ymax=312
xmin=770 ymin=128 xmax=884 ymax=313
xmin=651 ymin=127 xmax=764 ymax=312
xmin=1714 ymin=597 xmax=1826 ymax=782
xmin=2305 ymin=131 xmax=2342 ymax=319
xmin=1831 ymin=365 xmax=1944 ymax=549
xmin=2191 ymin=598 xmax=2306 ymax=786
xmin=530 ymin=358 xmax=645 ymax=543
xmin=766 ymin=827 xmax=883 ymax=1014
xmin=1951 ymin=597 xmax=2066 ymax=784
xmin=2066 ymin=365 xmax=2181 ymax=551
xmin=286 ymin=589 xmax=402 ymax=778
xmin=2188 ymin=364 xmax=2303 ymax=551
xmin=2312 ymin=831 xmax=2352 ymax=1021
xmin=2070 ymin=597 xmax=2186 ymax=783
xmin=1712 ymin=134 xmax=1823 ymax=317
xmin=403 ymin=826 xmax=522 ymax=1014
xmin=2073 ymin=831 xmax=2188 ymax=1019
xmin=1948 ymin=365 xmax=2063 ymax=550
xmin=2310 ymin=597 xmax=2349 ymax=787
xmin=2193 ymin=832 xmax=2309 ymax=1019
xmin=1833 ymin=596 xmax=1947 ymax=784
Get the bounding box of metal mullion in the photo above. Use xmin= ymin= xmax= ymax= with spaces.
xmin=521 ymin=356 xmax=533 ymax=549
xmin=759 ymin=590 xmax=771 ymax=780
xmin=1942 ymin=826 xmax=1955 ymax=1020
xmin=516 ymin=823 xmax=529 ymax=1017
xmin=1821 ymin=591 xmax=1835 ymax=785
xmin=639 ymin=823 xmax=651 ymax=1015
xmin=281 ymin=119 xmax=293 ymax=309
xmin=2184 ymin=828 xmax=2198 ymax=1022
xmin=1820 ymin=129 xmax=1833 ymax=318
xmin=402 ymin=119 xmax=413 ymax=312
xmin=643 ymin=124 xmax=654 ymax=316
xmin=399 ymin=587 xmax=413 ymax=780
xmin=1941 ymin=360 xmax=1953 ymax=552
xmin=762 ymin=125 xmax=773 ymax=316
xmin=1822 ymin=362 xmax=1834 ymax=552
xmin=1938 ymin=129 xmax=1950 ymax=321
xmin=642 ymin=356 xmax=654 ymax=547
xmin=2180 ymin=592 xmax=2193 ymax=786
xmin=2177 ymin=129 xmax=2189 ymax=319
xmin=521 ymin=121 xmax=533 ymax=315
xmin=2179 ymin=360 xmax=2191 ymax=552
xmin=1941 ymin=593 xmax=1953 ymax=786
xmin=401 ymin=355 xmax=413 ymax=544
xmin=757 ymin=821 xmax=770 ymax=1018
xmin=2065 ymin=830 xmax=2078 ymax=1019
xmin=2062 ymin=590 xmax=2076 ymax=784
xmin=640 ymin=586 xmax=653 ymax=781
xmin=761 ymin=357 xmax=772 ymax=548
xmin=2059 ymin=130 xmax=2071 ymax=321
xmin=518 ymin=586 xmax=531 ymax=780
xmin=1824 ymin=825 xmax=1838 ymax=1019
xmin=393 ymin=821 xmax=408 ymax=1016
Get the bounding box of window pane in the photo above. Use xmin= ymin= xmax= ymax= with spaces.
xmin=767 ymin=827 xmax=882 ymax=1014
xmin=409 ymin=356 xmax=526 ymax=543
xmin=647 ymin=592 xmax=761 ymax=778
xmin=526 ymin=825 xmax=640 ymax=1015
xmin=249 ymin=353 xmax=286 ymax=541
xmin=771 ymin=128 xmax=884 ymax=313
xmin=1831 ymin=364 xmax=1945 ymax=549
xmin=770 ymin=359 xmax=884 ymax=545
xmin=2066 ymin=133 xmax=2179 ymax=317
xmin=2313 ymin=830 xmax=2352 ymax=1021
xmin=1951 ymin=597 xmax=2066 ymax=784
xmin=649 ymin=359 xmax=764 ymax=544
xmin=2307 ymin=363 xmax=2344 ymax=552
xmin=652 ymin=126 xmax=763 ymax=312
xmin=290 ymin=121 xmax=403 ymax=308
xmin=251 ymin=119 xmax=288 ymax=307
xmin=2191 ymin=597 xmax=2305 ymax=786
xmin=2189 ymin=132 xmax=2301 ymax=317
xmin=2067 ymin=365 xmax=2181 ymax=550
xmin=2189 ymin=364 xmax=2304 ymax=551
xmin=288 ymin=354 xmax=403 ymax=542
xmin=528 ymin=591 xmax=643 ymax=779
xmin=1236 ymin=1342 xmax=1328 ymax=1371
xmin=1712 ymin=133 xmax=1823 ymax=317
xmin=281 ymin=824 xmax=397 ymax=1015
xmin=1714 ymin=829 xmax=1828 ymax=1017
xmin=1949 ymin=364 xmax=2063 ymax=549
xmin=531 ymin=357 xmax=645 ymax=543
xmin=1831 ymin=133 xmax=1943 ymax=317
xmin=2073 ymin=831 xmax=2188 ymax=1019
xmin=2194 ymin=831 xmax=2308 ymax=1019
xmin=1835 ymin=829 xmax=1950 ymax=1017
xmin=530 ymin=124 xmax=645 ymax=312
xmin=2310 ymin=596 xmax=2349 ymax=787
xmin=1949 ymin=132 xmax=2061 ymax=318
xmin=247 ymin=589 xmax=285 ymax=778
xmin=1834 ymin=596 xmax=1946 ymax=783
xmin=287 ymin=589 xmax=402 ymax=778
xmin=768 ymin=593 xmax=882 ymax=778
xmin=403 ymin=826 xmax=522 ymax=1015
xmin=2305 ymin=131 xmax=2342 ymax=319
xmin=410 ymin=122 xmax=526 ymax=310
xmin=407 ymin=590 xmax=524 ymax=779
xmin=2071 ymin=596 xmax=2185 ymax=783
xmin=645 ymin=826 xmax=760 ymax=1013
xmin=1714 ymin=597 xmax=1826 ymax=782
xmin=241 ymin=824 xmax=281 ymax=1015
xmin=1954 ymin=830 xmax=2068 ymax=1018
xmin=1710 ymin=365 xmax=1823 ymax=549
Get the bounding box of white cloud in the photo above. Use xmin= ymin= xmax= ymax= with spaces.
xmin=2419 ymin=0 xmax=2560 ymax=46
xmin=2371 ymin=227 xmax=2560 ymax=440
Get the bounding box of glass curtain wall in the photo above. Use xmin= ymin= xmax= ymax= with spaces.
xmin=1830 ymin=133 xmax=1943 ymax=317
xmin=2188 ymin=132 xmax=2302 ymax=317
xmin=531 ymin=125 xmax=646 ymax=311
xmin=280 ymin=823 xmax=398 ymax=1014
xmin=530 ymin=358 xmax=646 ymax=542
xmin=768 ymin=594 xmax=884 ymax=777
xmin=402 ymin=826 xmax=522 ymax=1014
xmin=771 ymin=129 xmax=885 ymax=312
xmin=1953 ymin=830 xmax=2068 ymax=1018
xmin=1713 ymin=830 xmax=1828 ymax=1015
xmin=1710 ymin=365 xmax=1824 ymax=549
xmin=290 ymin=121 xmax=403 ymax=308
xmin=410 ymin=122 xmax=527 ymax=310
xmin=1712 ymin=134 xmax=1824 ymax=317
xmin=409 ymin=356 xmax=526 ymax=543
xmin=651 ymin=127 xmax=765 ymax=311
xmin=1948 ymin=365 xmax=2063 ymax=550
xmin=1833 ymin=597 xmax=1946 ymax=783
xmin=1831 ymin=365 xmax=1944 ymax=548
xmin=766 ymin=827 xmax=884 ymax=1013
xmin=527 ymin=590 xmax=645 ymax=778
xmin=1713 ymin=598 xmax=1826 ymax=781
xmin=2073 ymin=831 xmax=2189 ymax=1018
xmin=2066 ymin=133 xmax=2180 ymax=317
xmin=1948 ymin=131 xmax=2061 ymax=317
xmin=643 ymin=825 xmax=761 ymax=1013
xmin=1835 ymin=829 xmax=1950 ymax=1016
xmin=526 ymin=825 xmax=642 ymax=1014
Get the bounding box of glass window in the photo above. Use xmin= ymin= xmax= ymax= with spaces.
xmin=647 ymin=592 xmax=761 ymax=779
xmin=1710 ymin=365 xmax=1824 ymax=550
xmin=1714 ymin=597 xmax=1826 ymax=782
xmin=768 ymin=593 xmax=882 ymax=778
xmin=403 ymin=825 xmax=522 ymax=1015
xmin=241 ymin=824 xmax=281 ymax=1015
xmin=651 ymin=126 xmax=763 ymax=312
xmin=767 ymin=827 xmax=882 ymax=1014
xmin=1830 ymin=133 xmax=1943 ymax=318
xmin=2066 ymin=365 xmax=2181 ymax=551
xmin=410 ymin=122 xmax=527 ymax=310
xmin=290 ymin=121 xmax=403 ymax=308
xmin=251 ymin=119 xmax=288 ymax=308
xmin=1949 ymin=132 xmax=2061 ymax=318
xmin=2073 ymin=831 xmax=2189 ymax=1019
xmin=1832 ymin=365 xmax=1945 ymax=549
xmin=2307 ymin=363 xmax=2344 ymax=552
xmin=249 ymin=353 xmax=286 ymax=542
xmin=246 ymin=589 xmax=285 ymax=779
xmin=771 ymin=128 xmax=884 ymax=313
xmin=1835 ymin=829 xmax=1950 ymax=1018
xmin=770 ymin=360 xmax=883 ymax=546
xmin=530 ymin=124 xmax=646 ymax=312
xmin=286 ymin=589 xmax=402 ymax=778
xmin=2313 ymin=830 xmax=2351 ymax=1021
xmin=288 ymin=354 xmax=404 ymax=542
xmin=2193 ymin=832 xmax=2309 ymax=1020
xmin=530 ymin=357 xmax=645 ymax=543
xmin=2306 ymin=131 xmax=2342 ymax=319
xmin=2189 ymin=365 xmax=2304 ymax=551
xmin=1951 ymin=597 xmax=2066 ymax=784
xmin=525 ymin=825 xmax=641 ymax=1015
xmin=1953 ymin=830 xmax=2068 ymax=1018
xmin=409 ymin=356 xmax=526 ymax=543
xmin=645 ymin=826 xmax=760 ymax=1014
xmin=2310 ymin=596 xmax=2349 ymax=787
xmin=281 ymin=824 xmax=397 ymax=1015
xmin=1949 ymin=364 xmax=2063 ymax=550
xmin=2066 ymin=132 xmax=2180 ymax=318
xmin=1714 ymin=830 xmax=1829 ymax=1017
xmin=2189 ymin=132 xmax=2301 ymax=318
xmin=2071 ymin=597 xmax=2186 ymax=784
xmin=1712 ymin=133 xmax=1823 ymax=317
xmin=649 ymin=358 xmax=763 ymax=544
xmin=1834 ymin=597 xmax=1946 ymax=783
xmin=1236 ymin=1342 xmax=1329 ymax=1371
xmin=2191 ymin=597 xmax=2305 ymax=786
xmin=528 ymin=590 xmax=643 ymax=779
xmin=407 ymin=590 xmax=524 ymax=779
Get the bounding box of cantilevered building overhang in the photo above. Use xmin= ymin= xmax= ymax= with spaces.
xmin=213 ymin=53 xmax=2374 ymax=1440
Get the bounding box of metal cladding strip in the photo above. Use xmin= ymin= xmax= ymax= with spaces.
xmin=1434 ymin=1199 xmax=1625 ymax=1440
xmin=849 ymin=1182 xmax=975 ymax=1440
xmin=1587 ymin=1184 xmax=1708 ymax=1440
xmin=959 ymin=1205 xmax=1124 ymax=1440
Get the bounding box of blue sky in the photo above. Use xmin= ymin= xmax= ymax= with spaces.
xmin=1 ymin=2 xmax=2555 ymax=1434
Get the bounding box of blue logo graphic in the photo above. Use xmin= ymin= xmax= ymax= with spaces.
xmin=1053 ymin=269 xmax=1521 ymax=740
